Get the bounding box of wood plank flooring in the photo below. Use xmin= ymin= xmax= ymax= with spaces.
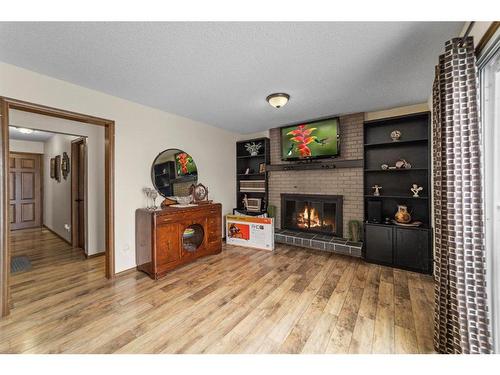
xmin=0 ymin=227 xmax=435 ymax=354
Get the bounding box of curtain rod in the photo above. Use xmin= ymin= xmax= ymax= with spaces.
xmin=460 ymin=21 xmax=476 ymax=45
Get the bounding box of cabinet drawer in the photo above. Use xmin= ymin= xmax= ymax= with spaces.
xmin=156 ymin=215 xmax=176 ymax=225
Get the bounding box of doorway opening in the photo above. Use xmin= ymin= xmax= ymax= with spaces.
xmin=0 ymin=97 xmax=115 ymax=317
xmin=71 ymin=137 xmax=87 ymax=252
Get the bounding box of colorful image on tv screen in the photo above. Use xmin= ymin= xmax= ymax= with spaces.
xmin=281 ymin=118 xmax=339 ymax=160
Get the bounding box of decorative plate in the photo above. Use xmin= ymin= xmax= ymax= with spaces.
xmin=190 ymin=183 xmax=208 ymax=202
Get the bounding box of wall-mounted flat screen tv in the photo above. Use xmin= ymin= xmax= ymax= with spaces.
xmin=175 ymin=152 xmax=198 ymax=176
xmin=280 ymin=117 xmax=340 ymax=160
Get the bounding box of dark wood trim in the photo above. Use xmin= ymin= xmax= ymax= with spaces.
xmin=70 ymin=137 xmax=87 ymax=252
xmin=0 ymin=97 xmax=115 ymax=317
xmin=0 ymin=99 xmax=10 ymax=317
xmin=476 ymin=22 xmax=500 ymax=56
xmin=105 ymin=123 xmax=115 ymax=279
xmin=85 ymin=251 xmax=105 ymax=259
xmin=4 ymin=97 xmax=111 ymax=127
xmin=42 ymin=224 xmax=72 ymax=246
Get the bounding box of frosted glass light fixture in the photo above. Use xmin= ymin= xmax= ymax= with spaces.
xmin=266 ymin=93 xmax=290 ymax=109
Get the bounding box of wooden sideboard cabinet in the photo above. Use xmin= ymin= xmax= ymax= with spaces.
xmin=135 ymin=203 xmax=222 ymax=279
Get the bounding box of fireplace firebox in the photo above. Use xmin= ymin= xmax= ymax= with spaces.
xmin=281 ymin=194 xmax=343 ymax=237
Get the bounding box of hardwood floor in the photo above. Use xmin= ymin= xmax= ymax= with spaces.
xmin=1 ymin=227 xmax=435 ymax=354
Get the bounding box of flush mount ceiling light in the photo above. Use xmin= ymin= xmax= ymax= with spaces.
xmin=266 ymin=93 xmax=290 ymax=109
xmin=17 ymin=128 xmax=34 ymax=134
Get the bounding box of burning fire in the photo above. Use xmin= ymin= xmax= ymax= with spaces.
xmin=297 ymin=205 xmax=322 ymax=228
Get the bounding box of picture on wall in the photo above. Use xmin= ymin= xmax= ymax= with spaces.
xmin=54 ymin=155 xmax=61 ymax=182
xmin=50 ymin=158 xmax=56 ymax=179
xmin=175 ymin=152 xmax=197 ymax=176
xmin=62 ymin=152 xmax=70 ymax=180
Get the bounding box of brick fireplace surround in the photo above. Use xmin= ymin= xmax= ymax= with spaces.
xmin=269 ymin=113 xmax=364 ymax=255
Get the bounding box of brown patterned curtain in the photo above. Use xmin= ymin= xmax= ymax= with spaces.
xmin=432 ymin=36 xmax=492 ymax=354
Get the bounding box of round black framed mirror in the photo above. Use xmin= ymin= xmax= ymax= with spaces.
xmin=151 ymin=149 xmax=198 ymax=198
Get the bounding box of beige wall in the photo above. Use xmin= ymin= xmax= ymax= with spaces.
xmin=9 ymin=139 xmax=44 ymax=154
xmin=1 ymin=62 xmax=238 ymax=272
xmin=42 ymin=133 xmax=79 ymax=243
xmin=236 ymin=130 xmax=270 ymax=141
xmin=364 ymin=103 xmax=429 ymax=122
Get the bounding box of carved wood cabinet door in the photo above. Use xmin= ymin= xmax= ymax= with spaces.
xmin=9 ymin=153 xmax=42 ymax=230
xmin=155 ymin=223 xmax=180 ymax=266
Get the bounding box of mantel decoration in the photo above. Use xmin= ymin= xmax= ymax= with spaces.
xmin=411 ymin=184 xmax=423 ymax=197
xmin=61 ymin=152 xmax=70 ymax=180
xmin=390 ymin=129 xmax=401 ymax=142
xmin=372 ymin=184 xmax=382 ymax=196
xmin=244 ymin=141 xmax=263 ymax=156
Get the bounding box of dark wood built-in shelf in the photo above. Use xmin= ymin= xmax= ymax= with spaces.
xmin=363 ymin=195 xmax=429 ymax=200
xmin=237 ymin=173 xmax=265 ymax=176
xmin=363 ymin=111 xmax=432 ymax=274
xmin=364 ymin=138 xmax=428 ymax=147
xmin=235 ymin=137 xmax=270 ymax=213
xmin=236 ymin=154 xmax=266 ymax=159
xmin=364 ymin=168 xmax=428 ymax=172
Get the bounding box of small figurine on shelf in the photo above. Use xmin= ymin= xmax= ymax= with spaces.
xmin=244 ymin=142 xmax=262 ymax=156
xmin=395 ymin=159 xmax=412 ymax=169
xmin=411 ymin=184 xmax=423 ymax=197
xmin=242 ymin=194 xmax=249 ymax=210
xmin=394 ymin=205 xmax=412 ymax=224
xmin=390 ymin=130 xmax=401 ymax=142
xmin=372 ymin=185 xmax=382 ymax=196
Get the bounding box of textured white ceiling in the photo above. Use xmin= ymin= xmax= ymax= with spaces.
xmin=9 ymin=126 xmax=54 ymax=142
xmin=0 ymin=22 xmax=463 ymax=133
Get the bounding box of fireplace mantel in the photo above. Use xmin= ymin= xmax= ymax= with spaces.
xmin=267 ymin=159 xmax=362 ymax=172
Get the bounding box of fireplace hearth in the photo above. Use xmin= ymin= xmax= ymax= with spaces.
xmin=281 ymin=194 xmax=343 ymax=237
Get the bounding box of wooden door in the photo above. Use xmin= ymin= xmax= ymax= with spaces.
xmin=9 ymin=153 xmax=42 ymax=230
xmin=71 ymin=138 xmax=87 ymax=250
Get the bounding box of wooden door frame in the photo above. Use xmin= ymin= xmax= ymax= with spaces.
xmin=0 ymin=97 xmax=115 ymax=317
xmin=70 ymin=137 xmax=87 ymax=252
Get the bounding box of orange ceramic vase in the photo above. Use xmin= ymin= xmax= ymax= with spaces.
xmin=395 ymin=205 xmax=412 ymax=224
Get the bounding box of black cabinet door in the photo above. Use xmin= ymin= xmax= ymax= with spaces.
xmin=365 ymin=224 xmax=393 ymax=264
xmin=394 ymin=228 xmax=430 ymax=273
